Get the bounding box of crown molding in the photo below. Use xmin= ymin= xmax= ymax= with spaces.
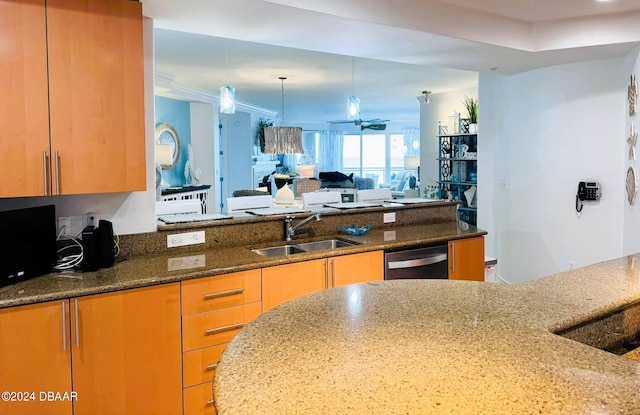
xmin=154 ymin=71 xmax=278 ymax=117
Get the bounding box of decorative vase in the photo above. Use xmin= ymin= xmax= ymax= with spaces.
xmin=274 ymin=183 xmax=295 ymax=206
xmin=274 ymin=177 xmax=289 ymax=189
xmin=469 ymin=123 xmax=478 ymax=134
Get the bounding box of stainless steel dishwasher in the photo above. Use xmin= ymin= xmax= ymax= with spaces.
xmin=384 ymin=244 xmax=448 ymax=280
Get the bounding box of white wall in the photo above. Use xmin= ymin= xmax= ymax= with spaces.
xmin=0 ymin=17 xmax=158 ymax=236
xmin=623 ymin=45 xmax=640 ymax=255
xmin=479 ymin=57 xmax=628 ymax=283
xmin=190 ymin=102 xmax=216 ymax=207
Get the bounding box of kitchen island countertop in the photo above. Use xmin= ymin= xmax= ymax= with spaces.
xmin=213 ymin=255 xmax=640 ymax=415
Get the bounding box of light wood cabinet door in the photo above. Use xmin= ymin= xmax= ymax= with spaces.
xmin=182 ymin=270 xmax=261 ymax=315
xmin=183 ymin=344 xmax=227 ymax=388
xmin=262 ymin=259 xmax=327 ymax=312
xmin=0 ymin=300 xmax=72 ymax=415
xmin=448 ymin=237 xmax=485 ymax=281
xmin=182 ymin=302 xmax=262 ymax=352
xmin=47 ymin=0 xmax=145 ymax=195
xmin=0 ymin=0 xmax=51 ymax=197
xmin=70 ymin=283 xmax=182 ymax=415
xmin=329 ymin=251 xmax=384 ymax=288
xmin=184 ymin=382 xmax=217 ymax=415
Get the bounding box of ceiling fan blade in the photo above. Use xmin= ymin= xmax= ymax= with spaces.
xmin=361 ymin=123 xmax=387 ymax=131
xmin=327 ymin=120 xmax=356 ymax=124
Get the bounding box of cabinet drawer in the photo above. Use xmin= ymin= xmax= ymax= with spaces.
xmin=184 ymin=382 xmax=216 ymax=415
xmin=183 ymin=343 xmax=227 ymax=388
xmin=182 ymin=302 xmax=261 ymax=351
xmin=182 ymin=270 xmax=261 ymax=315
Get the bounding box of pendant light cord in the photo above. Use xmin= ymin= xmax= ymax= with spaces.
xmin=225 ymin=45 xmax=230 ymax=85
xmin=352 ymin=56 xmax=355 ymax=95
xmin=279 ymin=76 xmax=286 ymax=126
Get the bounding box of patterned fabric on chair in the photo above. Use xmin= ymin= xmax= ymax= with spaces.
xmin=294 ymin=178 xmax=321 ymax=197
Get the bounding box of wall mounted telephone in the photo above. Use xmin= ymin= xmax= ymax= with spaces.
xmin=576 ymin=181 xmax=601 ymax=212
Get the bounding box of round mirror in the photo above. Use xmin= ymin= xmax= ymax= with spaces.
xmin=155 ymin=123 xmax=180 ymax=169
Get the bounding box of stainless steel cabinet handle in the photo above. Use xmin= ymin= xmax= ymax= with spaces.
xmin=43 ymin=151 xmax=49 ymax=195
xmin=205 ymin=322 xmax=245 ymax=336
xmin=205 ymin=363 xmax=218 ymax=370
xmin=323 ymin=261 xmax=328 ymax=288
xmin=74 ymin=299 xmax=80 ymax=348
xmin=54 ymin=150 xmax=60 ymax=195
xmin=204 ymin=288 xmax=244 ymax=300
xmin=61 ymin=301 xmax=66 ymax=351
xmin=330 ymin=259 xmax=335 ymax=287
xmin=387 ymin=254 xmax=448 ymax=270
xmin=451 ymin=243 xmax=456 ymax=272
xmin=206 ymin=400 xmax=214 ymax=406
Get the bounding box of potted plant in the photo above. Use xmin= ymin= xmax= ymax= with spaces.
xmin=256 ymin=118 xmax=273 ymax=153
xmin=463 ymin=96 xmax=478 ymax=133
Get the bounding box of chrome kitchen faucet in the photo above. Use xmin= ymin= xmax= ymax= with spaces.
xmin=283 ymin=213 xmax=321 ymax=241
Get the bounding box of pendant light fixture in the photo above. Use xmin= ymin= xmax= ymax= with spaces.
xmin=264 ymin=77 xmax=303 ymax=154
xmin=347 ymin=56 xmax=360 ymax=120
xmin=219 ymin=45 xmax=236 ymax=114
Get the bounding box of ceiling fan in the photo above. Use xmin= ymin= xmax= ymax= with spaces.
xmin=327 ymin=118 xmax=390 ymax=131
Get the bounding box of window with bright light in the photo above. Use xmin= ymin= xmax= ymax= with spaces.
xmin=342 ymin=132 xmax=419 ymax=186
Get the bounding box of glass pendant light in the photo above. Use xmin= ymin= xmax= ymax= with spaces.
xmin=220 ymin=45 xmax=236 ymax=114
xmin=347 ymin=57 xmax=360 ymax=120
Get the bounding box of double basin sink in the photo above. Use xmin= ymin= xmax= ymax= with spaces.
xmin=252 ymin=239 xmax=357 ymax=257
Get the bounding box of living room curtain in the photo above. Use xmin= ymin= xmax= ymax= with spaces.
xmin=318 ymin=130 xmax=344 ymax=172
xmin=403 ymin=128 xmax=420 ymax=156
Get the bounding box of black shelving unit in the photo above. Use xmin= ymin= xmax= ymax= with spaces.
xmin=438 ymin=121 xmax=477 ymax=225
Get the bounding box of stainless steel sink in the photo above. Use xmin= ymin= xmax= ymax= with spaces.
xmin=251 ymin=245 xmax=306 ymax=257
xmin=296 ymin=239 xmax=356 ymax=251
xmin=251 ymin=239 xmax=358 ymax=257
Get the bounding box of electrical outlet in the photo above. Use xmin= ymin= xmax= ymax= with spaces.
xmin=58 ymin=217 xmax=72 ymax=236
xmin=167 ymin=231 xmax=206 ymax=248
xmin=83 ymin=212 xmax=97 ymax=228
xmin=500 ymin=179 xmax=509 ymax=191
xmin=383 ymin=212 xmax=396 ymax=223
xmin=384 ymin=230 xmax=396 ymax=241
xmin=167 ymin=254 xmax=206 ymax=271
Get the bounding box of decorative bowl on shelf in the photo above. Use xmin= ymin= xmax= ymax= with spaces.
xmin=338 ymin=224 xmax=372 ymax=236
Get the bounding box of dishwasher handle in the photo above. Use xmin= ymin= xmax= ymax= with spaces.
xmin=387 ymin=253 xmax=447 ymax=269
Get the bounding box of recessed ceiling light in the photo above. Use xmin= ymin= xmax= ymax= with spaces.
xmin=596 ymin=0 xmax=613 ymax=3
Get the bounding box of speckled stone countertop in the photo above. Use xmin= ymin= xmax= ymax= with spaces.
xmin=0 ymin=221 xmax=482 ymax=309
xmin=214 ymin=255 xmax=640 ymax=415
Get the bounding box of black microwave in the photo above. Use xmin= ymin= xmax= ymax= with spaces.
xmin=0 ymin=205 xmax=57 ymax=287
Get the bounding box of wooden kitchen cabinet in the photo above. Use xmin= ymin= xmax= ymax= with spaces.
xmin=182 ymin=270 xmax=261 ymax=315
xmin=70 ymin=283 xmax=182 ymax=415
xmin=448 ymin=237 xmax=485 ymax=281
xmin=0 ymin=0 xmax=50 ymax=197
xmin=262 ymin=259 xmax=327 ymax=312
xmin=0 ymin=300 xmax=72 ymax=415
xmin=328 ymin=250 xmax=384 ymax=288
xmin=181 ymin=270 xmax=262 ymax=415
xmin=0 ymin=0 xmax=145 ymax=197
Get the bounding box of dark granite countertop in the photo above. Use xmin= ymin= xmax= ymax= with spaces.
xmin=0 ymin=221 xmax=485 ymax=309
